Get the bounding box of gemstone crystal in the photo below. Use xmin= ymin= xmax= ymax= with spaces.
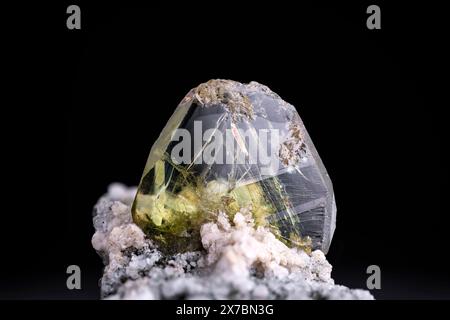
xmin=132 ymin=80 xmax=336 ymax=254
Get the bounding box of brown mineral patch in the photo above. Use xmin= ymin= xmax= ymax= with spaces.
xmin=279 ymin=118 xmax=307 ymax=167
xmin=193 ymin=79 xmax=254 ymax=122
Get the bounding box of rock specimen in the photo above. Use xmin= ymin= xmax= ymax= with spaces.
xmin=92 ymin=184 xmax=372 ymax=300
xmin=132 ymin=80 xmax=336 ymax=254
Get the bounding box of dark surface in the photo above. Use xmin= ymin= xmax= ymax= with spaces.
xmin=1 ymin=1 xmax=447 ymax=299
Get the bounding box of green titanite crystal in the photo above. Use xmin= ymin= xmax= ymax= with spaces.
xmin=132 ymin=80 xmax=336 ymax=254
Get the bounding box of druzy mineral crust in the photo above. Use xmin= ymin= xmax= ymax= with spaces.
xmin=132 ymin=80 xmax=336 ymax=254
xmin=92 ymin=184 xmax=371 ymax=300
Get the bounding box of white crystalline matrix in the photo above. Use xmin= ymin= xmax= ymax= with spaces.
xmin=92 ymin=184 xmax=373 ymax=300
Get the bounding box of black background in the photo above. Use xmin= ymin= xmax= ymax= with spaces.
xmin=1 ymin=1 xmax=448 ymax=299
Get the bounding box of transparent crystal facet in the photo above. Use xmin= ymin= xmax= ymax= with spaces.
xmin=132 ymin=80 xmax=336 ymax=254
